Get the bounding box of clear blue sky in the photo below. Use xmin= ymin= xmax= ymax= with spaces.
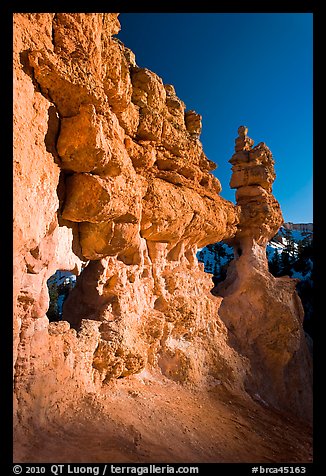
xmin=117 ymin=13 xmax=313 ymax=224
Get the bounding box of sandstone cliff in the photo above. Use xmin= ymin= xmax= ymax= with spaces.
xmin=13 ymin=13 xmax=312 ymax=463
xmin=283 ymin=222 xmax=313 ymax=233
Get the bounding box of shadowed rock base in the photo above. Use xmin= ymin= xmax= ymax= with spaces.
xmin=14 ymin=373 xmax=312 ymax=463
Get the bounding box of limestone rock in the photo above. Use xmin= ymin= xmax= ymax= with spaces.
xmin=137 ymin=107 xmax=163 ymax=141
xmin=102 ymin=38 xmax=133 ymax=114
xmin=212 ymin=127 xmax=311 ymax=421
xmin=141 ymin=178 xmax=237 ymax=248
xmin=62 ymin=173 xmax=143 ymax=224
xmin=131 ymin=68 xmax=167 ymax=112
xmin=13 ymin=13 xmax=312 ymax=464
xmin=229 ymin=126 xmax=283 ymax=245
xmin=215 ymin=242 xmax=312 ymax=420
xmin=57 ymin=104 xmax=127 ymax=175
xmin=185 ymin=110 xmax=202 ymax=137
xmin=79 ymin=221 xmax=141 ymax=262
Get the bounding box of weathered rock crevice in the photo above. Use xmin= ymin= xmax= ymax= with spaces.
xmin=13 ymin=13 xmax=312 ymax=462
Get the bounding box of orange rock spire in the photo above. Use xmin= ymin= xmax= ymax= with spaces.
xmin=229 ymin=126 xmax=283 ymax=253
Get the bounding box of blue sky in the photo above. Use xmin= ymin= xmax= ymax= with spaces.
xmin=118 ymin=13 xmax=313 ymax=224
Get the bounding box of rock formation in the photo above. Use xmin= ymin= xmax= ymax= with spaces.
xmin=283 ymin=222 xmax=313 ymax=233
xmin=13 ymin=13 xmax=312 ymax=463
xmin=214 ymin=127 xmax=312 ymax=418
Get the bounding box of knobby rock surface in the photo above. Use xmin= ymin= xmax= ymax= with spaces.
xmin=13 ymin=13 xmax=312 ymax=463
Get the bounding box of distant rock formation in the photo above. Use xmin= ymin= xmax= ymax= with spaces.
xmin=13 ymin=13 xmax=312 ymax=463
xmin=283 ymin=222 xmax=313 ymax=232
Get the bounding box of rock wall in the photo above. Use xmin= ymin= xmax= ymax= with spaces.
xmin=13 ymin=12 xmax=312 ymax=446
xmin=283 ymin=222 xmax=313 ymax=232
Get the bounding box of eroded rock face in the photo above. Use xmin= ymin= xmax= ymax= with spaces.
xmin=13 ymin=13 xmax=312 ymax=455
xmin=13 ymin=12 xmax=241 ymax=427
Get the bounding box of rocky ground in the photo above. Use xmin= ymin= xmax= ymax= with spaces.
xmin=14 ymin=371 xmax=312 ymax=464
